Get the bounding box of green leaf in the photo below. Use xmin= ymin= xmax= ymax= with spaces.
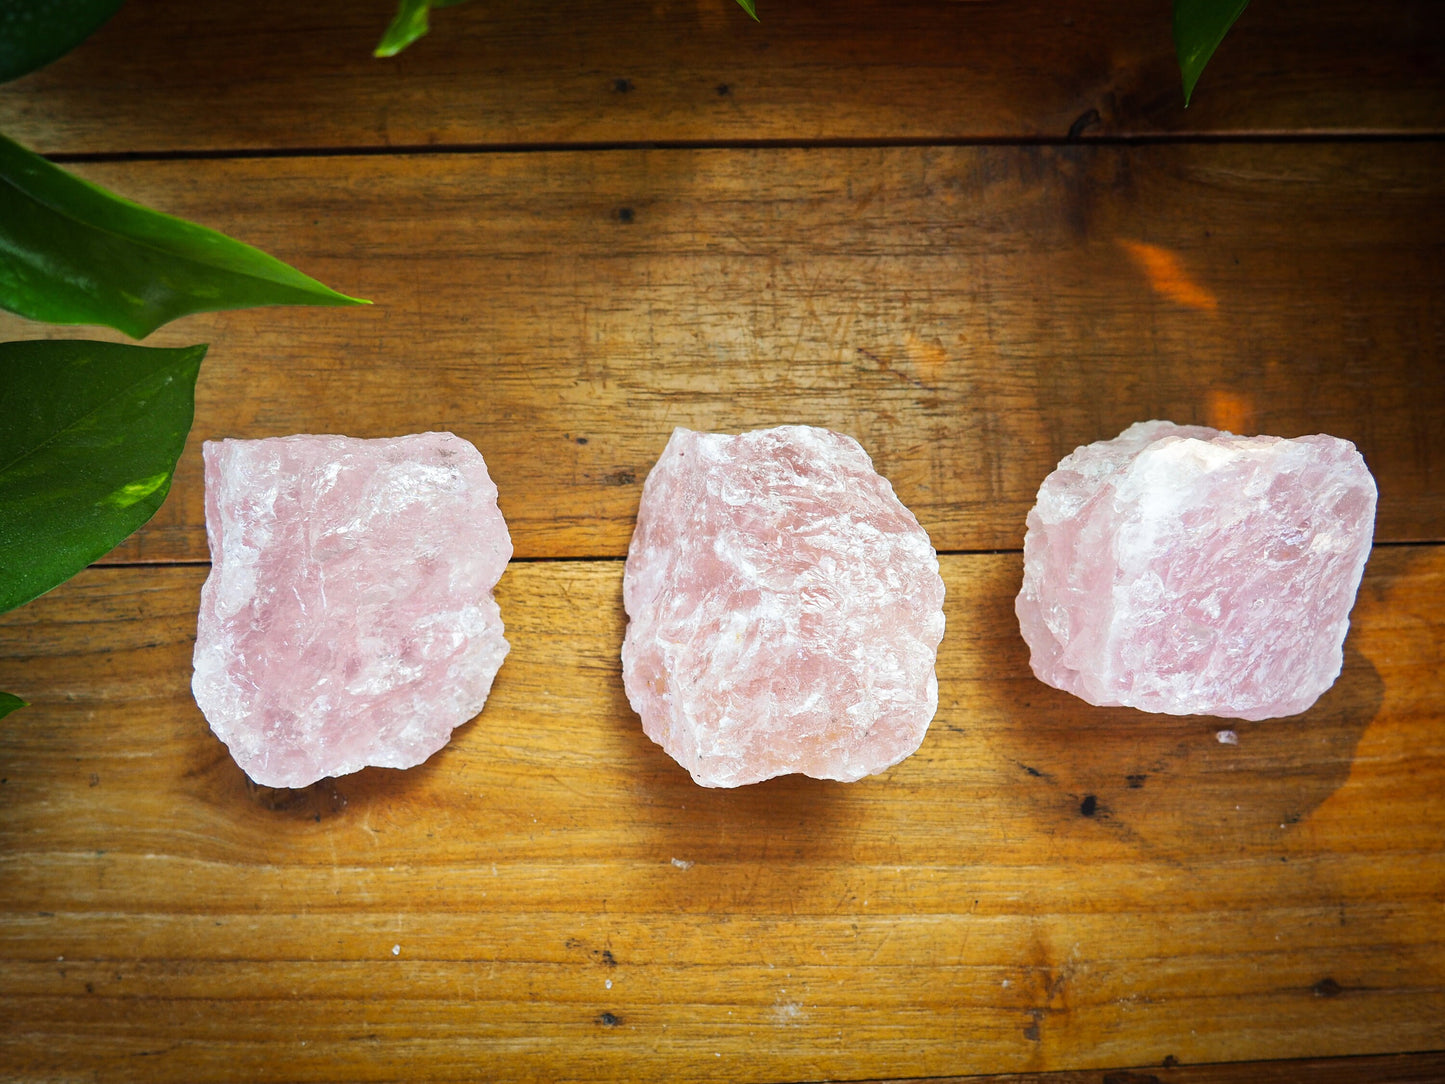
xmin=0 ymin=691 xmax=26 ymax=720
xmin=734 ymin=0 xmax=759 ymax=20
xmin=0 ymin=0 xmax=125 ymax=84
xmin=375 ymin=0 xmax=432 ymax=57
xmin=1174 ymin=0 xmax=1250 ymax=106
xmin=375 ymin=0 xmax=474 ymax=58
xmin=0 ymin=339 xmax=206 ymax=614
xmin=0 ymin=133 xmax=368 ymax=339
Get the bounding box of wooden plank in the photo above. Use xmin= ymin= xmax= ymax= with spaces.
xmin=1 ymin=0 xmax=1441 ymax=154
xmin=1 ymin=143 xmax=1440 ymax=562
xmin=0 ymin=549 xmax=1441 ymax=1082
xmin=864 ymin=1049 xmax=1445 ymax=1083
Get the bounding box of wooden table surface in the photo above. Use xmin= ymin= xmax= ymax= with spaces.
xmin=2 ymin=1 xmax=1443 ymax=1081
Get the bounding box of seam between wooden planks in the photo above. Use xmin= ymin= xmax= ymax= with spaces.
xmin=89 ymin=538 xmax=1445 ymax=570
xmin=43 ymin=130 xmax=1445 ymax=167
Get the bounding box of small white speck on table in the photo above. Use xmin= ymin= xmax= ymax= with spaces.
xmin=391 ymin=944 xmax=400 ymax=956
xmin=670 ymin=857 xmax=694 ymax=870
xmin=1217 ymin=729 xmax=1239 ymax=745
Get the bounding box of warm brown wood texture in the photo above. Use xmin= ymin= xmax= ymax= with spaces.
xmin=0 ymin=0 xmax=1442 ymax=154
xmin=880 ymin=1049 xmax=1445 ymax=1084
xmin=1 ymin=143 xmax=1441 ymax=563
xmin=1 ymin=551 xmax=1442 ymax=1083
xmin=879 ymin=1050 xmax=1445 ymax=1084
xmin=2 ymin=2 xmax=1443 ymax=1081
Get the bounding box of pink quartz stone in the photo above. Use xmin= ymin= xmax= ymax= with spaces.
xmin=621 ymin=425 xmax=946 ymax=787
xmin=192 ymin=433 xmax=512 ymax=788
xmin=1016 ymin=420 xmax=1377 ymax=720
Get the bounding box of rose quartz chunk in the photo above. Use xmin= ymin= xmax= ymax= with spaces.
xmin=622 ymin=425 xmax=946 ymax=787
xmin=1016 ymin=420 xmax=1376 ymax=720
xmin=192 ymin=433 xmax=511 ymax=788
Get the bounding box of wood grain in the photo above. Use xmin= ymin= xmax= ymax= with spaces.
xmin=1 ymin=549 xmax=1441 ymax=1082
xmin=1 ymin=0 xmax=1441 ymax=155
xmin=873 ymin=1050 xmax=1445 ymax=1084
xmin=0 ymin=143 xmax=1439 ymax=563
xmin=1 ymin=2 xmax=1441 ymax=1079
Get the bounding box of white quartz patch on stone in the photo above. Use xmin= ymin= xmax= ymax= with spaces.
xmin=192 ymin=432 xmax=512 ymax=788
xmin=1016 ymin=420 xmax=1376 ymax=720
xmin=621 ymin=425 xmax=946 ymax=787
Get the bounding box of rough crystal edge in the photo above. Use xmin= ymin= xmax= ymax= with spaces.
xmin=1016 ymin=421 xmax=1377 ymax=721
xmin=622 ymin=424 xmax=946 ymax=787
xmin=192 ymin=432 xmax=512 ymax=789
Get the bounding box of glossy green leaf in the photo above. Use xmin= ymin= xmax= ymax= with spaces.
xmin=734 ymin=0 xmax=759 ymax=20
xmin=375 ymin=0 xmax=474 ymax=58
xmin=0 ymin=691 xmax=25 ymax=720
xmin=0 ymin=0 xmax=125 ymax=84
xmin=0 ymin=339 xmax=206 ymax=614
xmin=375 ymin=0 xmax=431 ymax=57
xmin=0 ymin=133 xmax=367 ymax=339
xmin=1174 ymin=0 xmax=1250 ymax=106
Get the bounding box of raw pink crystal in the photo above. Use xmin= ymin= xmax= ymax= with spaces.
xmin=192 ymin=433 xmax=511 ymax=788
xmin=1016 ymin=420 xmax=1376 ymax=720
xmin=621 ymin=425 xmax=946 ymax=787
